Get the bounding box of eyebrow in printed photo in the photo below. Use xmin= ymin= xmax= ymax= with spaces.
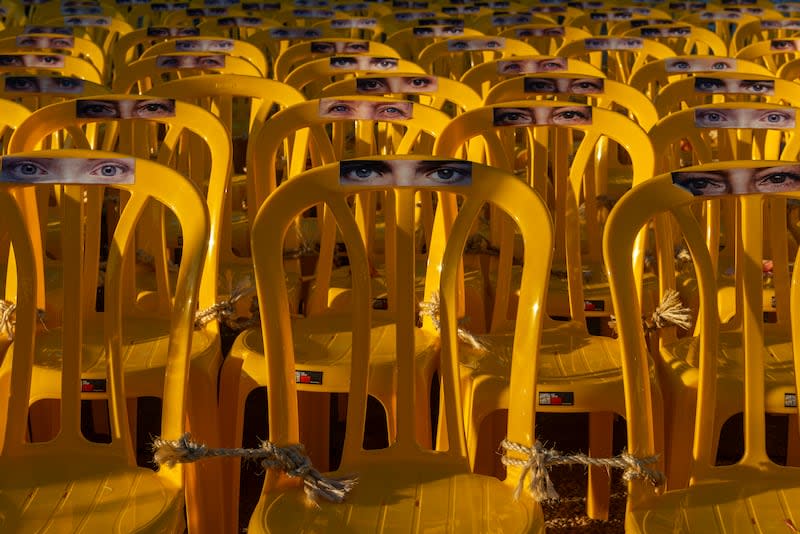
xmin=356 ymin=75 xmax=438 ymax=94
xmin=497 ymin=57 xmax=567 ymax=74
xmin=693 ymin=107 xmax=796 ymax=129
xmin=673 ymin=164 xmax=800 ymax=196
xmin=75 ymin=98 xmax=176 ymax=119
xmin=0 ymin=156 xmax=135 ymax=184
xmin=694 ymin=77 xmax=774 ymax=95
xmin=524 ymin=76 xmax=604 ymax=94
xmin=493 ymin=105 xmax=593 ymax=126
xmin=339 ymin=158 xmax=472 ymax=186
xmin=319 ymin=98 xmax=413 ymax=120
xmin=4 ymin=75 xmax=85 ymax=94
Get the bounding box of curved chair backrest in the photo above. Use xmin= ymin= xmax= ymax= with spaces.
xmin=139 ymin=35 xmax=268 ymax=76
xmin=735 ymin=39 xmax=800 ymax=74
xmin=0 ymin=52 xmax=103 ymax=84
xmin=274 ymin=38 xmax=400 ymax=81
xmin=417 ymin=36 xmax=539 ymax=80
xmin=110 ymin=26 xmax=200 ymax=71
xmin=384 ymin=26 xmax=484 ymax=61
xmin=1 ymin=33 xmax=108 ymax=81
xmin=499 ymin=23 xmax=592 ymax=55
xmin=555 ymin=36 xmax=678 ymax=83
xmin=39 ymin=15 xmax=134 ymax=54
xmin=622 ymin=23 xmax=728 ymax=56
xmin=730 ymin=17 xmax=800 ymax=56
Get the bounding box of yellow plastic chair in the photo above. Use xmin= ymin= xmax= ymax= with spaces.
xmin=283 ymin=55 xmax=426 ymax=97
xmin=606 ymin=161 xmax=800 ymax=531
xmin=681 ymin=10 xmax=759 ymax=44
xmin=137 ymin=35 xmax=269 ymax=76
xmin=0 ymin=52 xmax=103 ymax=84
xmin=418 ymin=36 xmax=539 ymax=80
xmin=240 ymin=156 xmax=546 ymax=533
xmin=311 ymin=16 xmax=386 ymax=41
xmin=110 ymin=25 xmax=201 ymax=71
xmin=729 ymin=17 xmax=800 ymax=56
xmin=0 ymin=32 xmax=107 ymax=81
xmin=777 ymin=56 xmax=800 ymax=82
xmin=197 ymin=14 xmax=282 ymax=40
xmin=274 ymin=38 xmax=400 ymax=82
xmin=384 ymin=25 xmax=484 ymax=62
xmin=39 ymin=15 xmax=134 ymax=55
xmin=433 ymin=102 xmax=663 ymax=520
xmin=555 ymin=36 xmax=678 ymax=84
xmin=735 ymin=39 xmax=800 ymax=74
xmin=469 ymin=10 xmax=560 ymax=35
xmin=29 ymin=1 xmax=122 ymax=23
xmin=0 ymin=150 xmax=208 ymax=533
xmin=460 ymin=56 xmax=605 ymax=99
xmin=112 ymin=52 xmax=263 ymax=94
xmin=652 ymin=72 xmax=793 ymax=118
xmin=621 ymin=23 xmax=728 ymax=56
xmin=628 ymin=55 xmax=775 ymax=101
xmin=320 ymin=72 xmax=483 ymax=116
xmin=499 ymin=23 xmax=592 ymax=55
xmin=0 ymin=73 xmax=110 ymax=110
xmin=245 ymin=26 xmax=326 ymax=72
xmin=7 ymin=101 xmax=235 ymax=533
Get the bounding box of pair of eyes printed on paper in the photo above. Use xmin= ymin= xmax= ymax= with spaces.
xmin=693 ymin=107 xmax=796 ymax=129
xmin=339 ymin=159 xmax=472 ymax=187
xmin=0 ymin=157 xmax=135 ymax=185
xmin=673 ymin=165 xmax=800 ymax=197
xmin=492 ymin=105 xmax=593 ymax=126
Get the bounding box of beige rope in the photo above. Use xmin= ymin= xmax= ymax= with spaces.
xmin=608 ymin=289 xmax=693 ymax=335
xmin=419 ymin=292 xmax=487 ymax=352
xmin=194 ymin=279 xmax=258 ymax=330
xmin=0 ymin=300 xmax=47 ymax=340
xmin=500 ymin=439 xmax=665 ymax=502
xmin=152 ymin=433 xmax=357 ymax=506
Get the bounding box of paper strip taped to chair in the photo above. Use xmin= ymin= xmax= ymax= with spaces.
xmin=0 ymin=156 xmax=134 ymax=184
xmin=152 ymin=433 xmax=358 ymax=505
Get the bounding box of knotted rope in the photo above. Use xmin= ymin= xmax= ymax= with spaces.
xmin=419 ymin=292 xmax=487 ymax=352
xmin=0 ymin=300 xmax=47 ymax=340
xmin=500 ymin=439 xmax=665 ymax=502
xmin=608 ymin=289 xmax=693 ymax=336
xmin=464 ymin=234 xmax=500 ymax=256
xmin=152 ymin=433 xmax=357 ymax=506
xmin=194 ymin=279 xmax=258 ymax=330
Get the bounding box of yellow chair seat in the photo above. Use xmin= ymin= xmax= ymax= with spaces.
xmin=249 ymin=459 xmax=544 ymax=533
xmin=0 ymin=457 xmax=184 ymax=532
xmin=232 ymin=314 xmax=440 ymax=394
xmin=661 ymin=328 xmax=796 ymax=413
xmin=626 ymin=474 xmax=800 ymax=533
xmin=14 ymin=316 xmax=217 ymax=401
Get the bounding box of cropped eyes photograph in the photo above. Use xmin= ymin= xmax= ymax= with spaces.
xmin=22 ymin=26 xmax=73 ymax=35
xmin=218 ymin=17 xmax=264 ymax=27
xmin=694 ymin=77 xmax=775 ymax=95
xmin=630 ymin=18 xmax=672 ymax=27
xmin=497 ymin=57 xmax=567 ymax=74
xmin=412 ymin=26 xmax=463 ymax=37
xmin=529 ymin=5 xmax=565 ymax=13
xmin=515 ymin=27 xmax=565 ymax=37
xmin=699 ymin=10 xmax=740 ymax=19
xmin=292 ymin=8 xmax=335 ymax=18
xmin=4 ymin=75 xmax=85 ymax=94
xmin=665 ymin=57 xmax=736 ymax=72
xmin=319 ymin=98 xmax=413 ymax=120
xmin=493 ymin=105 xmax=593 ymax=126
xmin=76 ymin=98 xmax=176 ymax=119
xmin=673 ymin=164 xmax=800 ymax=196
xmin=356 ymin=76 xmax=438 ymax=94
xmin=761 ymin=20 xmax=800 ymax=29
xmin=329 ymin=56 xmax=398 ymax=70
xmin=16 ymin=35 xmax=75 ymax=49
xmin=442 ymin=5 xmax=479 ymax=14
xmin=0 ymin=54 xmax=65 ymax=68
xmin=584 ymin=37 xmax=643 ymax=50
xmin=524 ymin=76 xmax=604 ymax=94
xmin=394 ymin=11 xmax=436 ymax=22
xmin=589 ymin=11 xmax=631 ymax=20
xmin=146 ymin=26 xmax=200 ymax=37
xmin=64 ymin=16 xmax=111 ymax=26
xmin=269 ymin=28 xmax=321 ymax=39
xmin=156 ymin=54 xmax=226 ymax=69
xmin=330 ymin=18 xmax=377 ymax=28
xmin=418 ymin=18 xmax=465 ymax=27
xmin=447 ymin=37 xmax=505 ymax=51
xmin=174 ymin=39 xmax=234 ymax=52
xmin=310 ymin=41 xmax=369 ymax=54
xmin=770 ymin=39 xmax=800 ymax=51
xmin=640 ymin=26 xmax=692 ymax=37
xmin=491 ymin=14 xmax=532 ymax=26
xmin=694 ymin=107 xmax=796 ymax=128
xmin=0 ymin=156 xmax=135 ymax=184
xmin=339 ymin=159 xmax=472 ymax=186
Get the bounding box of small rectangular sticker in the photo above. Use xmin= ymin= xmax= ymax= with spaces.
xmin=497 ymin=57 xmax=566 ymax=74
xmin=786 ymin=393 xmax=797 ymax=408
xmin=0 ymin=156 xmax=135 ymax=184
xmin=413 ymin=25 xmax=463 ymax=37
xmin=218 ymin=16 xmax=264 ymax=26
xmin=339 ymin=159 xmax=472 ymax=187
xmin=64 ymin=16 xmax=111 ymax=26
xmin=16 ymin=35 xmax=74 ymax=49
xmin=296 ymin=370 xmax=323 ymax=385
xmin=292 ymin=8 xmax=335 ymax=18
xmin=672 ymin=164 xmax=800 ymax=196
xmin=23 ymin=26 xmax=73 ymax=35
xmin=493 ymin=105 xmax=592 ymax=126
xmin=762 ymin=20 xmax=800 ymax=29
xmin=243 ymin=2 xmax=280 ymax=9
xmin=539 ymin=392 xmax=574 ymax=406
xmin=186 ymin=7 xmax=227 ymax=15
xmin=331 ymin=18 xmax=378 ymax=28
xmin=394 ymin=11 xmax=436 ymax=21
xmin=81 ymin=379 xmax=107 ymax=392
xmin=175 ymin=39 xmax=234 ymax=51
xmin=417 ymin=17 xmax=465 ymax=26
xmin=268 ymin=28 xmax=322 ymax=39
xmin=0 ymin=54 xmax=65 ymax=69
xmin=328 ymin=56 xmax=398 ymax=71
xmin=641 ymin=26 xmax=692 ymax=38
xmin=492 ymin=14 xmax=532 ymax=26
xmin=665 ymin=57 xmax=737 ymax=72
xmin=516 ymin=27 xmax=565 ymax=37
xmin=583 ymin=299 xmax=604 ymax=312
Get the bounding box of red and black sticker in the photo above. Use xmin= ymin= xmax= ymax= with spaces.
xmin=372 ymin=297 xmax=388 ymax=310
xmin=584 ymin=300 xmax=604 ymax=312
xmin=539 ymin=392 xmax=574 ymax=406
xmin=81 ymin=379 xmax=106 ymax=392
xmin=786 ymin=393 xmax=797 ymax=408
xmin=296 ymin=370 xmax=323 ymax=385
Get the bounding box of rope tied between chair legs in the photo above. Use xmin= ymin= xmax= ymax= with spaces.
xmin=500 ymin=439 xmax=665 ymax=502
xmin=152 ymin=433 xmax=358 ymax=506
xmin=419 ymin=291 xmax=487 ymax=352
xmin=608 ymin=289 xmax=693 ymax=336
xmin=194 ymin=278 xmax=258 ymax=330
xmin=0 ymin=300 xmax=47 ymax=340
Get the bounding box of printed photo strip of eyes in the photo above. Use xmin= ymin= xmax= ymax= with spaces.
xmin=771 ymin=39 xmax=800 ymax=51
xmin=672 ymin=164 xmax=800 ymax=196
xmin=447 ymin=38 xmax=505 ymax=51
xmin=492 ymin=105 xmax=593 ymax=126
xmin=16 ymin=35 xmax=75 ymax=49
xmin=318 ymin=98 xmax=413 ymax=120
xmin=0 ymin=156 xmax=135 ymax=184
xmin=664 ymin=57 xmax=737 ymax=72
xmin=76 ymin=98 xmax=176 ymax=119
xmin=268 ymin=28 xmax=322 ymax=39
xmin=23 ymin=26 xmax=73 ymax=35
xmin=693 ymin=77 xmax=775 ymax=95
xmin=355 ymin=76 xmax=438 ymax=94
xmin=155 ymin=54 xmax=226 ymax=69
xmin=584 ymin=38 xmax=643 ymax=50
xmin=523 ymin=76 xmax=604 ymax=94
xmin=174 ymin=39 xmax=234 ymax=51
xmin=330 ymin=18 xmax=377 ymax=28
xmin=4 ymin=76 xmax=85 ymax=94
xmin=761 ymin=20 xmax=800 ymax=29
xmin=516 ymin=27 xmax=565 ymax=37
xmin=338 ymin=159 xmax=472 ymax=187
xmin=693 ymin=107 xmax=796 ymax=129
xmin=147 ymin=27 xmax=200 ymax=37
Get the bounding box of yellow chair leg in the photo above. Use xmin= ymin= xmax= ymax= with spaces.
xmin=787 ymin=414 xmax=800 ymax=466
xmin=28 ymin=399 xmax=60 ymax=442
xmin=587 ymin=411 xmax=613 ymax=521
xmin=298 ymin=391 xmax=330 ymax=471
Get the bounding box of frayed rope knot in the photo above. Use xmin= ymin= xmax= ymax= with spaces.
xmin=0 ymin=300 xmax=47 ymax=340
xmin=608 ymin=289 xmax=693 ymax=335
xmin=419 ymin=292 xmax=487 ymax=352
xmin=500 ymin=439 xmax=665 ymax=502
xmin=152 ymin=433 xmax=357 ymax=505
xmin=194 ymin=279 xmax=258 ymax=330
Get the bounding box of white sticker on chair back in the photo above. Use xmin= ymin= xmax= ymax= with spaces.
xmin=491 ymin=14 xmax=532 ymax=26
xmin=630 ymin=18 xmax=672 ymax=28
xmin=76 ymin=98 xmax=177 ymax=119
xmin=5 ymin=75 xmax=85 ymax=94
xmin=218 ymin=16 xmax=265 ymax=26
xmin=23 ymin=26 xmax=73 ymax=35
xmin=497 ymin=57 xmax=567 ymax=74
xmin=524 ymin=76 xmax=604 ymax=94
xmin=339 ymin=158 xmax=472 ymax=186
xmin=156 ymin=54 xmax=226 ymax=68
xmin=672 ymin=164 xmax=800 ymax=196
xmin=584 ymin=37 xmax=643 ymax=50
xmin=493 ymin=105 xmax=593 ymax=126
xmin=151 ymin=2 xmax=189 ymax=11
xmin=319 ymin=98 xmax=413 ymax=120
xmin=693 ymin=107 xmax=795 ymax=128
xmin=187 ymin=7 xmax=227 ymax=15
xmin=311 ymin=41 xmax=368 ymax=54
xmin=694 ymin=77 xmax=774 ymax=95
xmin=770 ymin=39 xmax=800 ymax=51
xmin=356 ymin=75 xmax=438 ymax=94
xmin=242 ymin=2 xmax=280 ymax=9
xmin=664 ymin=57 xmax=738 ymax=72
xmin=16 ymin=35 xmax=74 ymax=49
xmin=447 ymin=37 xmax=505 ymax=51
xmin=1 ymin=156 xmax=135 ymax=184
xmin=292 ymin=8 xmax=335 ymax=18
xmin=698 ymin=10 xmax=741 ymax=19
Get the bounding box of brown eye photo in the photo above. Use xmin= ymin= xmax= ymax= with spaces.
xmin=4 ymin=75 xmax=85 ymax=94
xmin=339 ymin=158 xmax=472 ymax=187
xmin=329 ymin=55 xmax=398 ymax=71
xmin=76 ymin=98 xmax=176 ymax=119
xmin=0 ymin=156 xmax=135 ymax=184
xmin=523 ymin=76 xmax=604 ymax=94
xmin=493 ymin=105 xmax=592 ymax=126
xmin=673 ymin=164 xmax=800 ymax=196
xmin=23 ymin=26 xmax=73 ymax=35
xmin=693 ymin=77 xmax=775 ymax=95
xmin=174 ymin=39 xmax=234 ymax=51
xmin=515 ymin=27 xmax=565 ymax=37
xmin=355 ymin=75 xmax=438 ymax=94
xmin=319 ymin=98 xmax=413 ymax=120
